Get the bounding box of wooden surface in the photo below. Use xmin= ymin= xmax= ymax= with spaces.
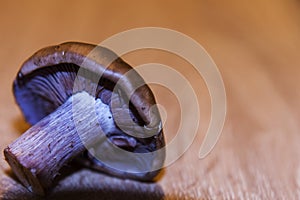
xmin=1 ymin=0 xmax=300 ymax=199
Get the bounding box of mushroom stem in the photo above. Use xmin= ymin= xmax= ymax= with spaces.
xmin=4 ymin=91 xmax=108 ymax=195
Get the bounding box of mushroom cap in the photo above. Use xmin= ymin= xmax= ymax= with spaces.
xmin=13 ymin=42 xmax=165 ymax=180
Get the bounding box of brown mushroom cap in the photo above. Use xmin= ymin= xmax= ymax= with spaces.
xmin=13 ymin=41 xmax=165 ymax=180
xmin=15 ymin=42 xmax=159 ymax=128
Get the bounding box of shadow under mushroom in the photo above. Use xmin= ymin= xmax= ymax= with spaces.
xmin=2 ymin=168 xmax=164 ymax=200
xmin=46 ymin=169 xmax=165 ymax=200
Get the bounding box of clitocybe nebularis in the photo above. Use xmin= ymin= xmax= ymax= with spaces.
xmin=4 ymin=42 xmax=165 ymax=195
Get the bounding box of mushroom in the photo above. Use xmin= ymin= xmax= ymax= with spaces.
xmin=4 ymin=42 xmax=165 ymax=195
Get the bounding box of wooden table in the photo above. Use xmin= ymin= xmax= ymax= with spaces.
xmin=1 ymin=1 xmax=300 ymax=199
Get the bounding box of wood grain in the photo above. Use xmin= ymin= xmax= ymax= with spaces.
xmin=1 ymin=0 xmax=300 ymax=199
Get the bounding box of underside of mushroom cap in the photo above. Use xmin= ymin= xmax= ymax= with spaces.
xmin=15 ymin=63 xmax=113 ymax=125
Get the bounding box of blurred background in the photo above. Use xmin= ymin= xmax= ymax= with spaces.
xmin=1 ymin=0 xmax=300 ymax=199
